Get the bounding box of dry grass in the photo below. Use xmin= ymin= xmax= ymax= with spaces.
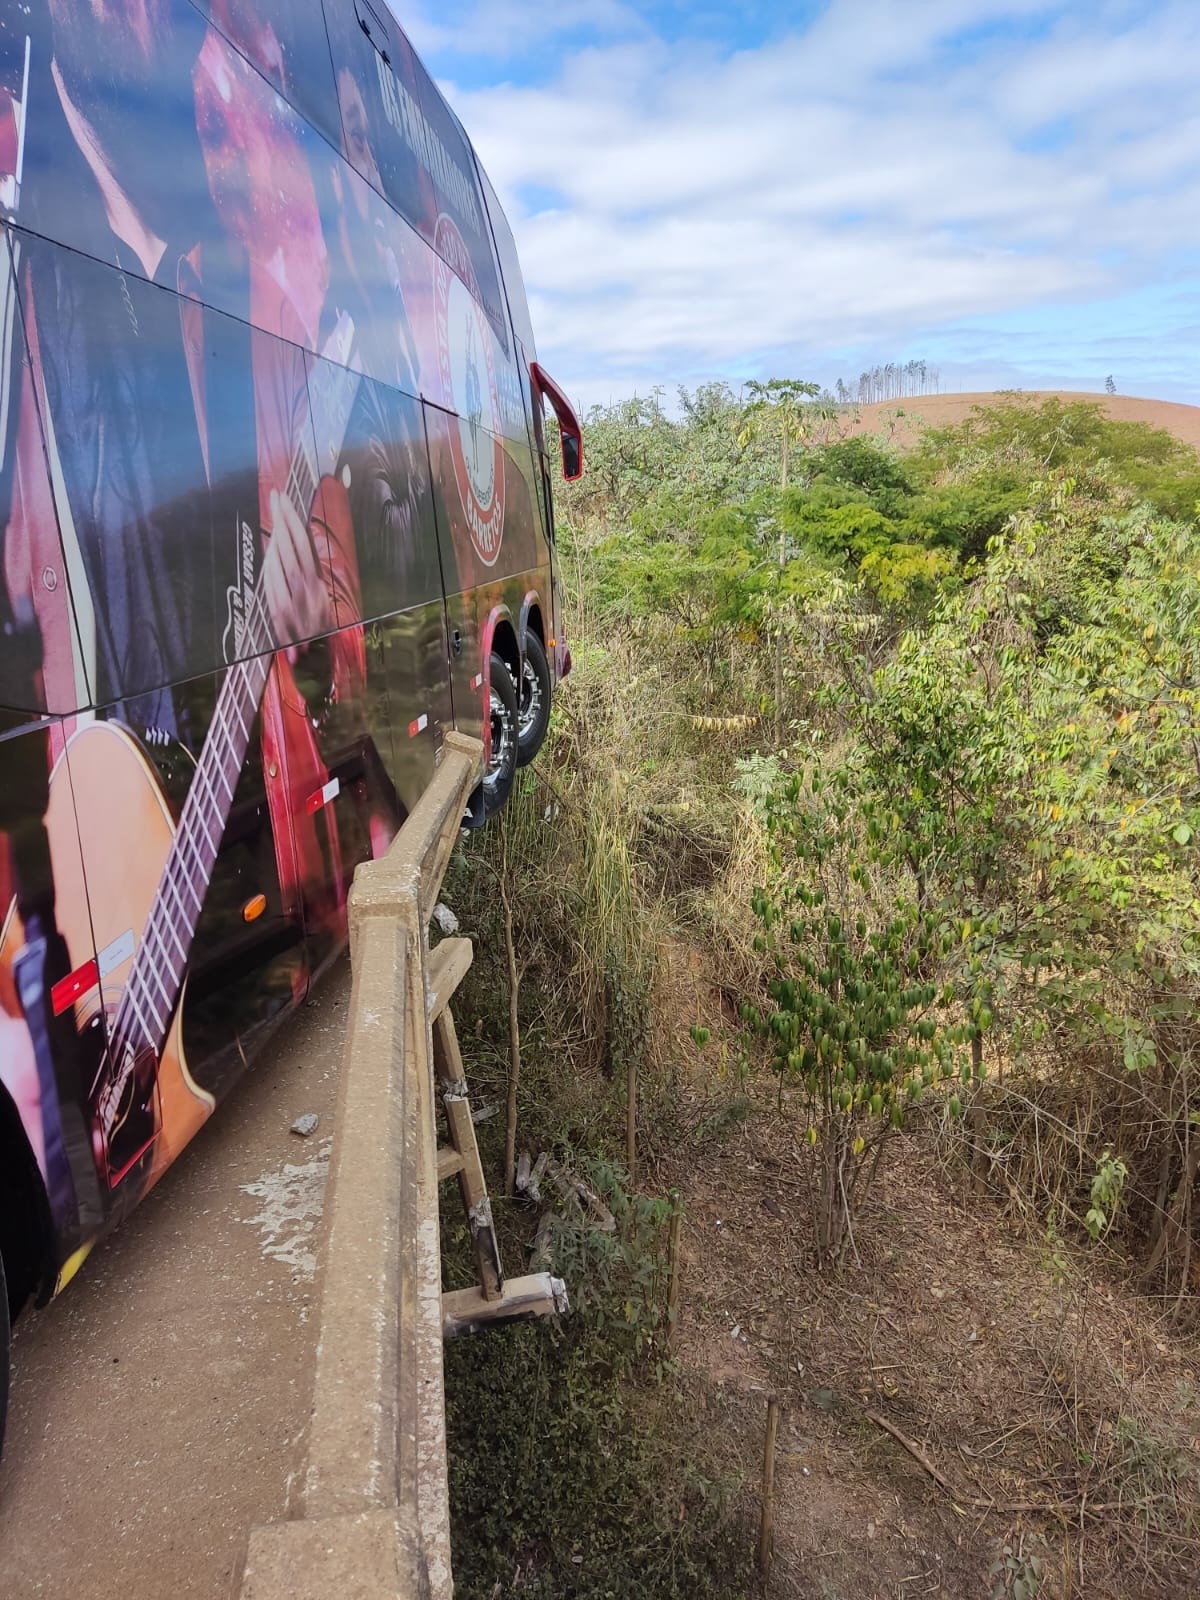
xmin=645 ymin=1047 xmax=1200 ymax=1600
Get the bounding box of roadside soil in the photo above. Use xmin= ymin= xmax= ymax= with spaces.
xmin=656 ymin=1092 xmax=1200 ymax=1600
xmin=0 ymin=960 xmax=350 ymax=1600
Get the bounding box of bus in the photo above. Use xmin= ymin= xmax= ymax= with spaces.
xmin=0 ymin=0 xmax=582 ymax=1450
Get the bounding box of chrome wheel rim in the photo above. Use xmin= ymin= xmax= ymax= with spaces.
xmin=518 ymin=655 xmax=544 ymax=742
xmin=483 ymin=686 xmax=514 ymax=794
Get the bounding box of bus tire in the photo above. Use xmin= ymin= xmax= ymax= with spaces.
xmin=1 ymin=1247 xmax=9 ymax=1460
xmin=516 ymin=630 xmax=551 ymax=768
xmin=471 ymin=651 xmax=519 ymax=823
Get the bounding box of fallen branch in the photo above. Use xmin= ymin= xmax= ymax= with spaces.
xmin=862 ymin=1410 xmax=1167 ymax=1519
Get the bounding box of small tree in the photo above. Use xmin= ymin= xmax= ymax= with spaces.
xmin=746 ymin=761 xmax=967 ymax=1268
xmin=737 ymin=379 xmax=829 ymax=743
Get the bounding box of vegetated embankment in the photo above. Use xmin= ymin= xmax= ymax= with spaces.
xmin=443 ymin=387 xmax=1200 ymax=1600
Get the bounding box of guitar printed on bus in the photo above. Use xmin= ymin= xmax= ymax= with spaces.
xmin=41 ymin=315 xmax=359 ymax=1189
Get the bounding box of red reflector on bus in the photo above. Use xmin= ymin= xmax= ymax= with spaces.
xmin=306 ymin=776 xmax=340 ymax=814
xmin=107 ymin=1132 xmax=158 ymax=1186
xmin=51 ymin=958 xmax=99 ymax=1016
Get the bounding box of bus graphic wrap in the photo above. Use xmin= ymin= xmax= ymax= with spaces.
xmin=0 ymin=0 xmax=581 ymax=1428
xmin=435 ymin=212 xmax=505 ymax=568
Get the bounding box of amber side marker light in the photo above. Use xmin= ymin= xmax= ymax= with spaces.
xmin=243 ymin=894 xmax=268 ymax=923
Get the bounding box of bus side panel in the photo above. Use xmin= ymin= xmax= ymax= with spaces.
xmin=275 ymin=615 xmax=410 ymax=982
xmin=62 ymin=664 xmax=307 ymax=1216
xmin=0 ymin=719 xmax=109 ymax=1264
xmin=61 ymin=612 xmax=411 ymax=1216
xmin=301 ymin=343 xmax=454 ymax=854
xmin=423 ymin=403 xmax=490 ymax=733
xmin=424 ymin=404 xmax=546 ymax=596
xmin=375 ymin=601 xmax=454 ymax=816
xmin=0 ymin=0 xmax=568 ymax=1282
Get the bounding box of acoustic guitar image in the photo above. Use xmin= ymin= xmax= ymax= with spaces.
xmin=0 ymin=316 xmax=360 ymax=1190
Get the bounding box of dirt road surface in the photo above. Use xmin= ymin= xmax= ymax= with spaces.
xmin=0 ymin=959 xmax=352 ymax=1600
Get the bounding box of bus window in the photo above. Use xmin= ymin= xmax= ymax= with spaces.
xmin=408 ymin=55 xmax=506 ymax=351
xmin=322 ymin=0 xmax=506 ymax=349
xmin=16 ymin=7 xmax=331 ymax=344
xmin=16 ymin=1 xmax=233 ymax=306
xmin=479 ymin=164 xmax=536 ymax=362
xmin=323 ymin=0 xmax=433 ymax=246
xmin=189 ymin=0 xmax=343 ymax=155
xmin=19 ymin=236 xmax=350 ymax=717
xmin=312 ymin=152 xmax=430 ymax=401
xmin=0 ymin=232 xmax=88 ymax=716
xmin=306 ymin=360 xmax=443 ymax=627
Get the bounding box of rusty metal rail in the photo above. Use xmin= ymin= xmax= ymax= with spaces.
xmin=240 ymin=732 xmax=565 ymax=1599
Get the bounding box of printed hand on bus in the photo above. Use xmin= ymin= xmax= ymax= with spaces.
xmin=263 ymin=488 xmax=333 ymax=647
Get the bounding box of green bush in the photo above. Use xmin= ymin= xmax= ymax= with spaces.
xmin=445 ymin=1168 xmax=751 ymax=1599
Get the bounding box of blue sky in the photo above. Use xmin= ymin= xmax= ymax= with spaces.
xmin=399 ymin=1 xmax=1200 ymax=411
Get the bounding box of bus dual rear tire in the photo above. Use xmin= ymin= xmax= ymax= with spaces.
xmin=516 ymin=631 xmax=551 ymax=768
xmin=469 ymin=651 xmax=519 ymax=825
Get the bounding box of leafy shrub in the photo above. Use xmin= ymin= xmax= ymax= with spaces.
xmin=445 ymin=1166 xmax=751 ymax=1599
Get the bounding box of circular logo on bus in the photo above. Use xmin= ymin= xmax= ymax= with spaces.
xmin=434 ymin=214 xmax=505 ymax=567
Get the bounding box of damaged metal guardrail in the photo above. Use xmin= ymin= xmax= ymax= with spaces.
xmin=240 ymin=732 xmax=566 ymax=1600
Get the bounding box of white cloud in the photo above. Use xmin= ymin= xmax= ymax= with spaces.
xmin=397 ymin=0 xmax=646 ymax=61
xmin=412 ymin=1 xmax=1200 ymax=406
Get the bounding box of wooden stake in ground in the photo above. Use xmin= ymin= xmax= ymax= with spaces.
xmin=665 ymin=1202 xmax=682 ymax=1348
xmin=626 ymin=1048 xmax=637 ymax=1190
xmin=758 ymin=1394 xmax=780 ymax=1584
xmin=499 ymin=823 xmax=522 ymax=1196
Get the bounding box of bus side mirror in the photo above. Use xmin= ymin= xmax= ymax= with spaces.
xmin=560 ymin=425 xmax=582 ymax=483
xmin=530 ymin=362 xmax=584 ymax=483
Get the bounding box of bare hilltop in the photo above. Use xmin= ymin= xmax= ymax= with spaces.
xmin=847 ymin=389 xmax=1200 ymax=451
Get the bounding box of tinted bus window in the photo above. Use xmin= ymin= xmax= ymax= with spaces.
xmin=324 ymin=1 xmax=435 ymax=248
xmin=16 ymin=7 xmax=334 ymax=345
xmin=313 ymin=152 xmax=429 ymax=400
xmin=17 ymin=2 xmax=241 ymax=308
xmin=0 ymin=230 xmax=87 ymax=716
xmin=309 ymin=360 xmax=443 ymax=626
xmin=478 ymin=164 xmax=536 ymax=362
xmin=323 ymin=0 xmax=506 ymax=348
xmin=190 ymin=0 xmax=343 ymax=154
xmin=408 ymin=54 xmax=506 ymax=351
xmin=21 ymin=235 xmax=273 ymax=721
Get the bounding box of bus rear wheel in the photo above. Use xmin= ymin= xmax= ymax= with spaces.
xmin=469 ymin=652 xmax=518 ymax=824
xmin=516 ymin=631 xmax=551 ymax=768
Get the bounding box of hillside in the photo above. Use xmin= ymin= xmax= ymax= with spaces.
xmin=846 ymin=389 xmax=1200 ymax=451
